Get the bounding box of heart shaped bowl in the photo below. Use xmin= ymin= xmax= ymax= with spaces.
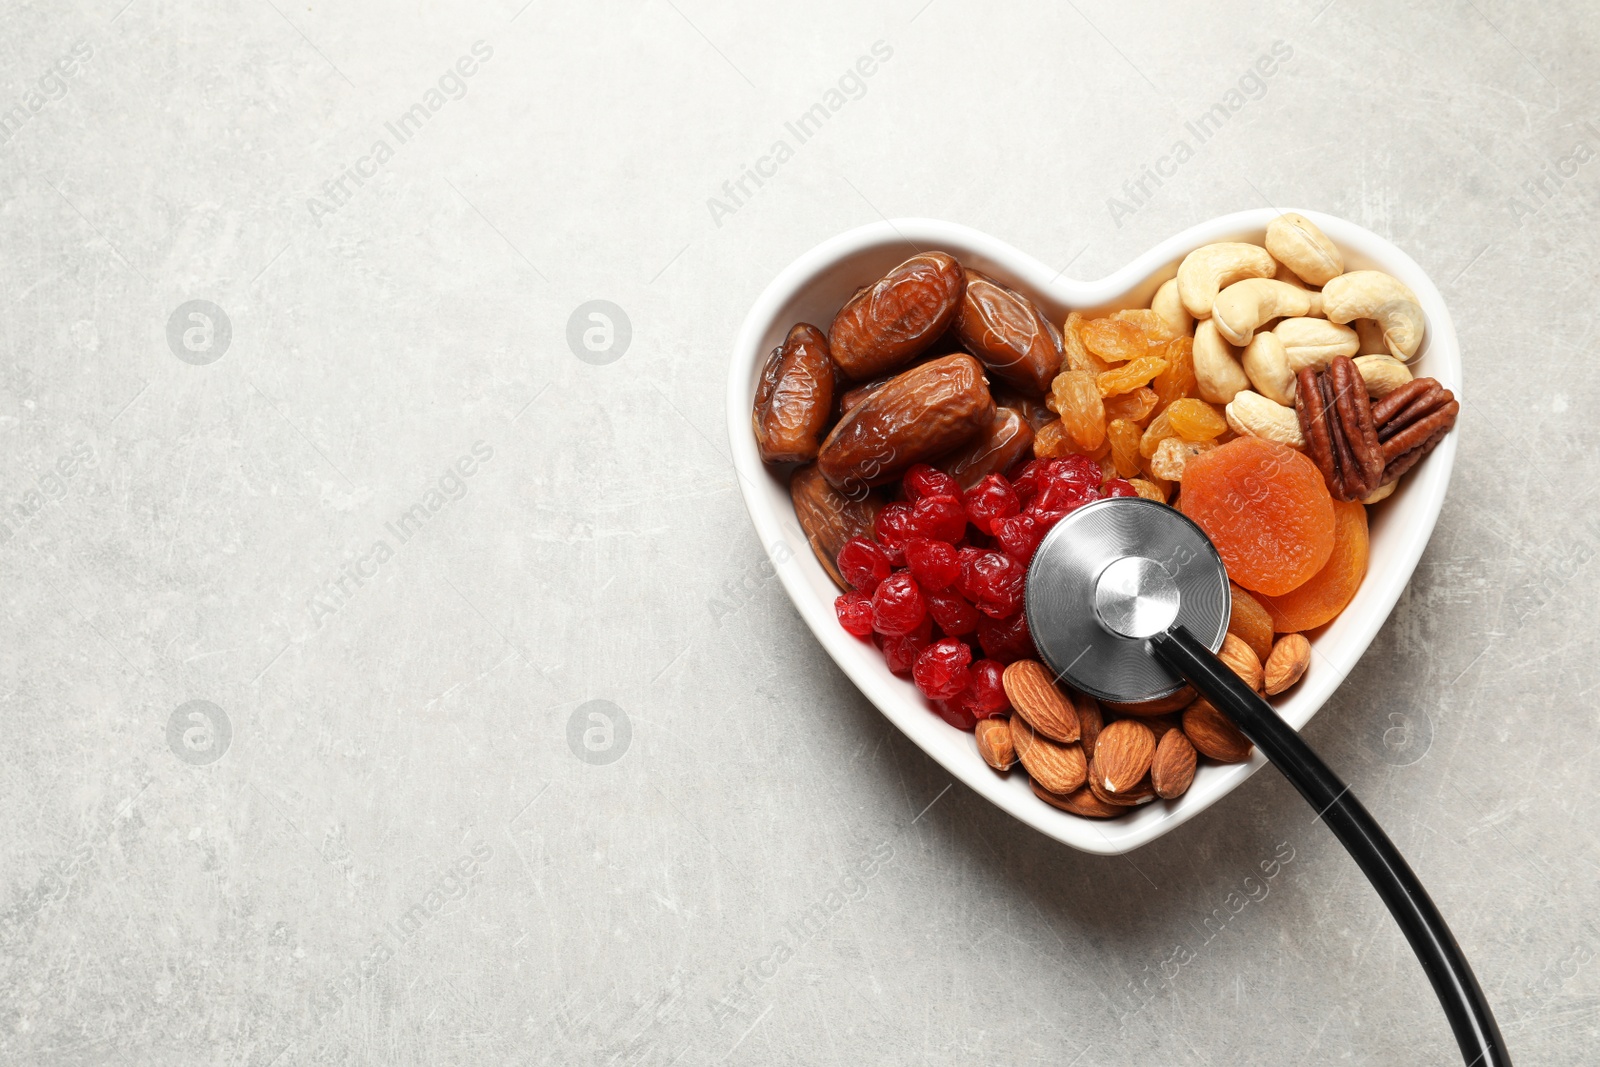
xmin=727 ymin=211 xmax=1460 ymax=854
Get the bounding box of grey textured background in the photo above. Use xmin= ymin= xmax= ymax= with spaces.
xmin=2 ymin=1 xmax=1597 ymax=1064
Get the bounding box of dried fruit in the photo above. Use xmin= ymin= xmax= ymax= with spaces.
xmin=975 ymin=611 xmax=1036 ymax=664
xmin=818 ymin=354 xmax=995 ymax=493
xmin=1049 ymin=369 xmax=1107 ymax=449
xmin=1009 ymin=715 xmax=1088 ymax=795
xmin=828 ymin=251 xmax=964 ymax=380
xmin=962 ymin=473 xmax=1020 ymax=535
xmin=1097 ymin=355 xmax=1168 ymax=398
xmin=1182 ymin=698 xmax=1253 ymax=763
xmin=904 ymin=537 xmax=960 ymax=592
xmin=1061 ymin=312 xmax=1110 ymax=374
xmin=976 ymin=717 xmax=1016 ymax=770
xmin=925 ymin=588 xmax=979 ymax=635
xmin=1109 ymin=308 xmax=1177 ymax=342
xmin=1081 ymin=316 xmax=1148 ymax=363
xmin=1150 ymin=335 xmax=1197 ymax=412
xmin=837 ymin=537 xmax=891 ymax=592
xmin=1128 ymin=478 xmax=1166 ymax=503
xmin=909 ymin=493 xmax=968 ymax=543
xmin=1092 ymin=719 xmax=1157 ymax=795
xmin=790 ymin=464 xmax=884 ymax=589
xmin=1103 ymin=386 xmax=1159 ymax=425
xmin=1259 ymin=499 xmax=1368 ymax=631
xmin=958 ymin=549 xmax=1026 ymax=619
xmin=940 ymin=407 xmax=1035 ymax=490
xmin=914 ymin=638 xmax=973 ymax=700
xmin=1034 ymin=418 xmax=1109 ymax=460
xmin=952 ymin=269 xmax=1063 ymax=394
xmin=1179 ymin=436 xmax=1336 ymax=597
xmin=753 ymin=323 xmax=836 ymax=463
xmin=1227 ymin=582 xmax=1276 ymax=663
xmin=1165 ymin=398 xmax=1228 ymax=441
xmin=1150 ymin=436 xmax=1214 ymax=482
xmin=1001 ymin=660 xmax=1080 ymax=743
xmin=1107 ymin=418 xmax=1143 ymax=478
xmin=1150 ymin=728 xmax=1198 ymax=799
xmin=835 ymin=591 xmax=874 ymax=636
xmin=878 ymin=618 xmax=932 ymax=677
xmin=1139 ymin=408 xmax=1176 ymax=459
xmin=1264 ymin=633 xmax=1312 ymax=695
xmin=871 ymin=572 xmax=926 ymax=637
xmin=1218 ymin=632 xmax=1264 ymax=692
xmin=904 ymin=463 xmax=960 ymax=500
xmin=964 ymin=659 xmax=1011 ymax=717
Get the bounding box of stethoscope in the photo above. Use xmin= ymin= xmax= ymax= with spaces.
xmin=1026 ymin=495 xmax=1511 ymax=1067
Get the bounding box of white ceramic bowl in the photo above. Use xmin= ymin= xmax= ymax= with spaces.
xmin=727 ymin=211 xmax=1459 ymax=854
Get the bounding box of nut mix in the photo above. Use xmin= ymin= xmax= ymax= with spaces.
xmin=756 ymin=215 xmax=1455 ymax=818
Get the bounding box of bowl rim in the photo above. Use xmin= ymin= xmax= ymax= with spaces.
xmin=726 ymin=211 xmax=1459 ymax=854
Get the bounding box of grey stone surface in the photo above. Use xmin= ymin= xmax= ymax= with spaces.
xmin=1 ymin=1 xmax=1596 ymax=1064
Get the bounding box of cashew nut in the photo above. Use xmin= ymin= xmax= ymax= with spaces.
xmin=1264 ymin=213 xmax=1343 ymax=286
xmin=1193 ymin=319 xmax=1251 ymax=405
xmin=1353 ymin=354 xmax=1413 ymax=398
xmin=1353 ymin=317 xmax=1387 ymax=355
xmin=1176 ymin=243 xmax=1276 ymax=319
xmin=1320 ymin=271 xmax=1425 ymax=360
xmin=1225 ymin=390 xmax=1305 ymax=449
xmin=1150 ymin=278 xmax=1193 ymax=337
xmin=1241 ymin=332 xmax=1296 ymax=406
xmin=1273 ymin=317 xmax=1359 ymax=373
xmin=1361 ymin=479 xmax=1398 ymax=505
xmin=1212 ymin=278 xmax=1315 ymax=347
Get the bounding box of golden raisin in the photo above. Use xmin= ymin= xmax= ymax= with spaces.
xmin=1108 ymin=418 xmax=1143 ymax=478
xmin=1139 ymin=408 xmax=1176 ymax=458
xmin=1050 ymin=369 xmax=1106 ymax=449
xmin=1035 ymin=418 xmax=1110 ymax=459
xmin=1110 ymin=308 xmax=1177 ymax=343
xmin=1081 ymin=317 xmax=1146 ymax=363
xmin=1150 ymin=436 xmax=1215 ymax=482
xmin=1151 ymin=335 xmax=1197 ymax=412
xmin=1103 ymin=386 xmax=1158 ymax=425
xmin=1165 ymin=398 xmax=1228 ymax=441
xmin=1097 ymin=355 xmax=1168 ymax=397
xmin=1128 ymin=477 xmax=1167 ymax=502
xmin=1062 ymin=312 xmax=1110 ymax=374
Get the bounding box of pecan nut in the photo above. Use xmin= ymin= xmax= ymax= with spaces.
xmin=1297 ymin=360 xmax=1457 ymax=499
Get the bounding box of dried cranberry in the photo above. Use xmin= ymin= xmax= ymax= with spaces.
xmin=870 ymin=572 xmax=926 ymax=636
xmin=878 ymin=617 xmax=933 ymax=676
xmin=930 ymin=696 xmax=979 ymax=732
xmin=834 ymin=591 xmax=874 ymax=637
xmin=1009 ymin=459 xmax=1048 ymax=508
xmin=903 ymin=463 xmax=960 ymax=501
xmin=873 ymin=503 xmax=918 ymax=566
xmin=962 ymin=659 xmax=1010 ymax=717
xmin=962 ymin=474 xmax=1020 ymax=535
xmin=1102 ymin=477 xmax=1138 ymax=498
xmin=913 ymin=637 xmax=972 ymax=700
xmin=1034 ymin=476 xmax=1099 ymax=516
xmin=925 ymin=589 xmax=979 ymax=635
xmin=904 ymin=537 xmax=960 ymax=592
xmin=976 ymin=611 xmax=1037 ymax=664
xmin=958 ymin=550 xmax=1026 ymax=619
xmin=836 ymin=537 xmax=890 ymax=592
xmin=992 ymin=512 xmax=1046 ymax=566
xmin=910 ymin=494 xmax=968 ymax=543
xmin=1049 ymin=455 xmax=1101 ymax=487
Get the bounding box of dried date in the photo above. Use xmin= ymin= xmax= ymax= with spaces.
xmin=753 ymin=323 xmax=835 ymax=464
xmin=828 ymin=252 xmax=964 ymax=380
xmin=952 ymin=268 xmax=1062 ymax=395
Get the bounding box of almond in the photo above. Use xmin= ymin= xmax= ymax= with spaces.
xmin=1008 ymin=714 xmax=1087 ymax=795
xmin=1075 ymin=693 xmax=1104 ymax=760
xmin=1264 ymin=633 xmax=1312 ymax=695
xmin=1150 ymin=728 xmax=1198 ymax=799
xmin=1031 ymin=779 xmax=1124 ymax=818
xmin=1141 ymin=713 xmax=1182 ymax=740
xmin=1182 ymin=698 xmax=1254 ymax=763
xmin=975 ymin=717 xmax=1016 ymax=771
xmin=1219 ymin=632 xmax=1264 ymax=692
xmin=1002 ymin=660 xmax=1080 ymax=742
xmin=1089 ymin=770 xmax=1156 ymax=807
xmin=1101 ymin=683 xmax=1195 ymax=716
xmin=1091 ymin=719 xmax=1156 ymax=794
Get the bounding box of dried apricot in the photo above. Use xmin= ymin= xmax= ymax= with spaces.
xmin=1165 ymin=398 xmax=1228 ymax=441
xmin=1151 ymin=336 xmax=1196 ymax=413
xmin=1179 ymin=436 xmax=1335 ymax=597
xmin=1081 ymin=317 xmax=1146 ymax=363
xmin=1062 ymin=312 xmax=1110 ymax=374
xmin=1097 ymin=355 xmax=1168 ymax=398
xmin=1227 ymin=582 xmax=1275 ymax=663
xmin=1108 ymin=418 xmax=1143 ymax=478
xmin=1104 ymin=386 xmax=1158 ymax=425
xmin=1049 ymin=369 xmax=1106 ymax=449
xmin=1260 ymin=500 xmax=1368 ymax=631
